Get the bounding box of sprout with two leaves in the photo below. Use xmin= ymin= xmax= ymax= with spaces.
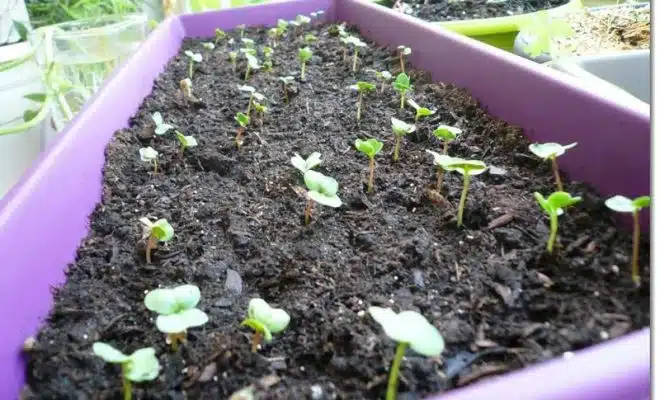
xmin=605 ymin=195 xmax=651 ymax=286
xmin=392 ymin=73 xmax=411 ymax=109
xmin=304 ymin=33 xmax=318 ymax=44
xmin=144 ymin=284 xmax=209 ymax=352
xmin=303 ymin=170 xmax=342 ymax=225
xmin=528 ymin=142 xmax=577 ymax=192
xmin=241 ymin=298 xmax=290 ymax=352
xmin=184 ymin=50 xmax=202 ymax=79
xmin=298 ymin=47 xmax=313 ymax=80
xmin=262 ymin=47 xmax=274 ymax=72
xmin=179 ymin=78 xmax=194 ymax=103
xmin=391 ymin=117 xmax=416 ymax=162
xmin=238 ymin=85 xmax=264 ymax=116
xmin=244 ymin=53 xmax=260 ymax=80
xmin=445 ymin=158 xmax=489 ymax=227
xmin=201 ymin=42 xmax=215 ymax=55
xmin=151 ymin=112 xmax=174 ymax=136
xmin=368 ymin=307 xmax=444 ymax=400
xmin=346 ymin=36 xmax=368 ymax=72
xmin=290 ymin=15 xmax=311 ymax=34
xmin=534 ymin=191 xmax=582 ymax=253
xmin=355 ymin=138 xmax=383 ymax=193
xmin=214 ymin=28 xmax=226 ymax=45
xmin=426 ymin=150 xmax=454 ymax=193
xmin=267 ymin=27 xmax=279 ymax=47
xmin=139 ymin=147 xmax=159 ymax=173
xmin=291 ymin=152 xmax=322 ymax=175
xmin=407 ymin=99 xmax=436 ymax=122
xmin=279 ymin=76 xmax=295 ymax=103
xmin=139 ymin=217 xmax=174 ymax=264
xmin=242 ymin=37 xmax=255 ymax=49
xmin=433 ymin=125 xmax=461 ymax=154
xmin=427 ymin=126 xmax=462 ymax=191
xmin=397 ymin=45 xmax=411 ymax=73
xmin=92 ymin=343 xmax=160 ymax=400
xmin=234 ymin=112 xmax=250 ymax=149
xmin=229 ymin=51 xmax=238 ymax=71
xmin=175 ymin=130 xmax=198 ymax=155
xmin=263 ymin=46 xmax=274 ymax=60
xmin=374 ymin=70 xmax=392 ymax=93
xmin=253 ymin=101 xmax=268 ymax=129
xmin=350 ymin=81 xmax=376 ymax=121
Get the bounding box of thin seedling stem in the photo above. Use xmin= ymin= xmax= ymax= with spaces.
xmin=386 ymin=342 xmax=408 ymax=400
xmin=457 ymin=174 xmax=471 ymax=227
xmin=153 ymin=160 xmax=158 ymax=174
xmin=394 ymin=136 xmax=401 ymax=162
xmin=188 ymin=61 xmax=194 ymax=79
xmin=304 ymin=199 xmax=314 ymax=224
xmin=368 ymin=157 xmax=375 ymax=193
xmin=236 ymin=128 xmax=244 ymax=149
xmin=122 ymin=374 xmax=132 ymax=400
xmin=244 ymin=66 xmax=251 ymax=81
xmin=399 ymin=53 xmax=405 ymax=73
xmin=251 ymin=331 xmax=262 ymax=352
xmin=145 ymin=235 xmax=157 ymax=264
xmin=436 ymin=167 xmax=444 ymax=192
xmin=400 ymin=93 xmax=405 ymax=109
xmin=301 ymin=63 xmax=306 ymax=80
xmin=443 ymin=141 xmax=449 ymax=154
xmin=632 ymin=210 xmax=641 ymax=286
xmin=551 ymin=156 xmax=563 ymax=192
xmin=547 ymin=213 xmax=558 ymax=253
xmin=356 ymin=93 xmax=362 ymax=121
xmin=352 ymin=49 xmax=359 ymax=72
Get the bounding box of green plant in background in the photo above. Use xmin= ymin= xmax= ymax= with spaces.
xmin=241 ymin=298 xmax=290 ymax=352
xmin=433 ymin=125 xmax=461 ymax=154
xmin=407 ymin=99 xmax=436 ymax=122
xmin=397 ymin=45 xmax=411 ymax=73
xmin=445 ymin=158 xmax=489 ymax=227
xmin=144 ymin=284 xmax=209 ymax=351
xmin=391 ymin=117 xmax=416 ymax=162
xmin=279 ymin=76 xmax=295 ymax=103
xmin=298 ymin=47 xmax=313 ymax=79
xmin=25 ymin=0 xmax=139 ymax=28
xmin=350 ymin=81 xmax=376 ymax=121
xmin=392 ymin=73 xmax=411 ymax=109
xmin=291 ymin=152 xmax=322 ymax=175
xmin=139 ymin=217 xmax=173 ymax=264
xmin=368 ymin=307 xmax=444 ymax=400
xmin=175 ymin=131 xmax=198 ymax=154
xmin=355 ymin=138 xmax=383 ymax=193
xmin=151 ymin=112 xmax=174 ymax=136
xmin=214 ymin=28 xmax=226 ymax=45
xmin=184 ymin=51 xmax=202 ymax=79
xmin=604 ymin=195 xmax=651 ymax=286
xmin=534 ymin=191 xmax=582 ymax=253
xmin=244 ymin=53 xmax=260 ymax=80
xmin=235 ymin=112 xmax=250 ymax=148
xmin=139 ymin=147 xmax=159 ymax=173
xmin=303 ymin=170 xmax=342 ymax=224
xmin=529 ymin=142 xmax=577 ymax=192
xmin=92 ymin=342 xmax=160 ymax=400
xmin=519 ymin=10 xmax=575 ymax=58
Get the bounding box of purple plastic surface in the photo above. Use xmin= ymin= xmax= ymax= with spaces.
xmin=0 ymin=0 xmax=650 ymax=398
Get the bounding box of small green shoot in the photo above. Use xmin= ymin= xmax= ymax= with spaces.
xmin=241 ymin=38 xmax=255 ymax=48
xmin=374 ymin=70 xmax=392 ymax=93
xmin=139 ymin=147 xmax=159 ymax=174
xmin=303 ymin=170 xmax=342 ymax=224
xmin=445 ymin=158 xmax=488 ymax=227
xmin=298 ymin=47 xmax=313 ymax=80
xmin=433 ymin=125 xmax=461 ymax=154
xmin=368 ymin=307 xmax=444 ymax=400
xmin=529 ymin=142 xmax=577 ymax=192
xmin=263 ymin=46 xmax=274 ymax=59
xmin=139 ymin=217 xmax=174 ymax=264
xmin=92 ymin=343 xmax=160 ymax=400
xmin=238 ymin=84 xmax=256 ymax=115
xmin=304 ymin=33 xmax=318 ymax=44
xmin=179 ymin=78 xmax=194 ymax=103
xmin=350 ymin=81 xmax=376 ymax=121
xmin=355 ymin=138 xmax=383 ymax=193
xmin=425 ymin=150 xmax=459 ymax=193
xmin=244 ymin=53 xmax=260 ymax=80
xmin=214 ymin=28 xmax=226 ymax=45
xmin=235 ymin=112 xmax=250 ymax=148
xmin=346 ymin=36 xmax=367 ymax=72
xmin=241 ymin=298 xmax=290 ymax=352
xmin=391 ymin=117 xmax=416 ymax=162
xmin=151 ymin=112 xmax=173 ymax=136
xmin=237 ymin=24 xmax=246 ymax=38
xmin=605 ymin=195 xmax=651 ymax=287
xmin=144 ymin=284 xmax=209 ymax=352
xmin=397 ymin=45 xmax=411 ymax=73
xmin=229 ymin=51 xmax=238 ymax=71
xmin=393 ymin=73 xmax=411 ymax=109
xmin=175 ymin=130 xmax=198 ymax=154
xmin=268 ymin=27 xmax=278 ymax=47
xmin=291 ymin=152 xmax=322 ymax=174
xmin=201 ymin=42 xmax=215 ymax=54
xmin=253 ymin=99 xmax=267 ymax=129
xmin=279 ymin=76 xmax=295 ymax=103
xmin=407 ymin=99 xmax=436 ymax=122
xmin=184 ymin=50 xmax=202 ymax=79
xmin=535 ymin=191 xmax=582 ymax=253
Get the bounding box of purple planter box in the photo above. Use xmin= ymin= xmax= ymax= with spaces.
xmin=0 ymin=0 xmax=650 ymax=398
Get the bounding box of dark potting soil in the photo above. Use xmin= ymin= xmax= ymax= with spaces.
xmin=383 ymin=0 xmax=570 ymax=22
xmin=24 ymin=22 xmax=649 ymax=400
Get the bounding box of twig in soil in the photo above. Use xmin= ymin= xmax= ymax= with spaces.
xmin=487 ymin=213 xmax=514 ymax=230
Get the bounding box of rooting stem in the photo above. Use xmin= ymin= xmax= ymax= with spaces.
xmin=393 ymin=136 xmax=401 ymax=162
xmin=457 ymin=174 xmax=471 ymax=227
xmin=236 ymin=129 xmax=244 ymax=149
xmin=632 ymin=211 xmax=641 ymax=286
xmin=368 ymin=157 xmax=375 ymax=193
xmin=386 ymin=342 xmax=408 ymax=400
xmin=551 ymin=156 xmax=563 ymax=192
xmin=304 ymin=199 xmax=314 ymax=225
xmin=251 ymin=331 xmax=263 ymax=353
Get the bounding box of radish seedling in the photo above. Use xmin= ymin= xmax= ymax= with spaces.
xmin=244 ymin=53 xmax=260 ymax=80
xmin=298 ymin=47 xmax=313 ymax=79
xmin=229 ymin=51 xmax=238 ymax=71
xmin=391 ymin=117 xmax=416 ymax=162
xmin=139 ymin=147 xmax=159 ymax=173
xmin=407 ymin=99 xmax=436 ymax=122
xmin=235 ymin=112 xmax=250 ymax=148
xmin=139 ymin=217 xmax=173 ymax=264
xmin=303 ymin=170 xmax=342 ymax=224
xmin=350 ymin=81 xmax=376 ymax=121
xmin=238 ymin=85 xmax=258 ymax=115
xmin=92 ymin=343 xmax=160 ymax=400
xmin=214 ymin=28 xmax=226 ymax=45
xmin=605 ymin=195 xmax=651 ymax=286
xmin=241 ymin=38 xmax=255 ymax=49
xmin=175 ymin=130 xmax=198 ymax=154
xmin=534 ymin=191 xmax=582 ymax=253
xmin=263 ymin=46 xmax=274 ymax=59
xmin=184 ymin=50 xmax=202 ymax=79
xmin=397 ymin=45 xmax=411 ymax=73
xmin=304 ymin=33 xmax=318 ymax=44
xmin=291 ymin=152 xmax=322 ymax=174
xmin=433 ymin=125 xmax=461 ymax=154
xmin=425 ymin=150 xmax=460 ymax=192
xmin=279 ymin=76 xmax=295 ymax=103
xmin=151 ymin=112 xmax=173 ymax=136
xmin=529 ymin=142 xmax=577 ymax=192
xmin=445 ymin=158 xmax=488 ymax=227
xmin=372 ymin=70 xmax=392 ymax=93
xmin=144 ymin=284 xmax=209 ymax=352
xmin=241 ymin=298 xmax=290 ymax=352
xmin=368 ymin=307 xmax=444 ymax=400
xmin=392 ymin=73 xmax=411 ymax=109
xmin=253 ymin=100 xmax=268 ymax=128
xmin=355 ymin=138 xmax=383 ymax=193
xmin=346 ymin=36 xmax=367 ymax=72
xmin=202 ymin=42 xmax=215 ymax=52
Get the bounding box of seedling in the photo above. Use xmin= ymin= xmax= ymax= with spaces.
xmin=374 ymin=70 xmax=392 ymax=93
xmin=350 ymin=81 xmax=376 ymax=121
xmin=425 ymin=150 xmax=459 ymax=193
xmin=263 ymin=46 xmax=274 ymax=59
xmin=279 ymin=76 xmax=295 ymax=103
xmin=274 ymin=19 xmax=288 ymax=45
xmin=139 ymin=217 xmax=173 ymax=264
xmin=298 ymin=47 xmax=313 ymax=79
xmin=445 ymin=158 xmax=488 ymax=227
xmin=268 ymin=27 xmax=278 ymax=47
xmin=391 ymin=117 xmax=416 ymax=162
xmin=296 ymin=14 xmax=311 ymax=26
xmin=229 ymin=51 xmax=238 ymax=71
xmin=392 ymin=73 xmax=411 ymax=109
xmin=238 ymin=85 xmax=257 ymax=115
xmin=179 ymin=78 xmax=194 ymax=103
xmin=604 ymin=195 xmax=651 ymax=286
xmin=151 ymin=112 xmax=173 ymax=136
xmin=397 ymin=46 xmax=411 ymax=73
xmin=244 ymin=53 xmax=260 ymax=80
xmin=214 ymin=28 xmax=226 ymax=45
xmin=235 ymin=112 xmax=250 ymax=148
xmin=355 ymin=138 xmax=383 ymax=193
xmin=139 ymin=147 xmax=159 ymax=173
xmin=241 ymin=298 xmax=290 ymax=352
xmin=368 ymin=307 xmax=444 ymax=400
xmin=346 ymin=36 xmax=367 ymax=72
xmin=253 ymin=100 xmax=268 ymax=128
xmin=241 ymin=38 xmax=255 ymax=49
xmin=92 ymin=343 xmax=160 ymax=400
xmin=291 ymin=152 xmax=322 ymax=174
xmin=262 ymin=59 xmax=273 ymax=73
xmin=339 ymin=36 xmax=351 ymax=62
xmin=528 ymin=142 xmax=577 ymax=192
xmin=201 ymin=42 xmax=215 ymax=53
xmin=304 ymin=33 xmax=318 ymax=44
xmin=175 ymin=130 xmax=198 ymax=154
xmin=184 ymin=50 xmax=202 ymax=79
xmin=407 ymin=99 xmax=436 ymax=121
xmin=433 ymin=125 xmax=461 ymax=154
xmin=237 ymin=24 xmax=246 ymax=38
xmin=534 ymin=191 xmax=582 ymax=253
xmin=303 ymin=170 xmax=342 ymax=224
xmin=144 ymin=284 xmax=209 ymax=351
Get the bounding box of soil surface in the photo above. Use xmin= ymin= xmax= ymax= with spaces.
xmin=25 ymin=22 xmax=649 ymax=400
xmin=383 ymin=0 xmax=569 ymax=22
